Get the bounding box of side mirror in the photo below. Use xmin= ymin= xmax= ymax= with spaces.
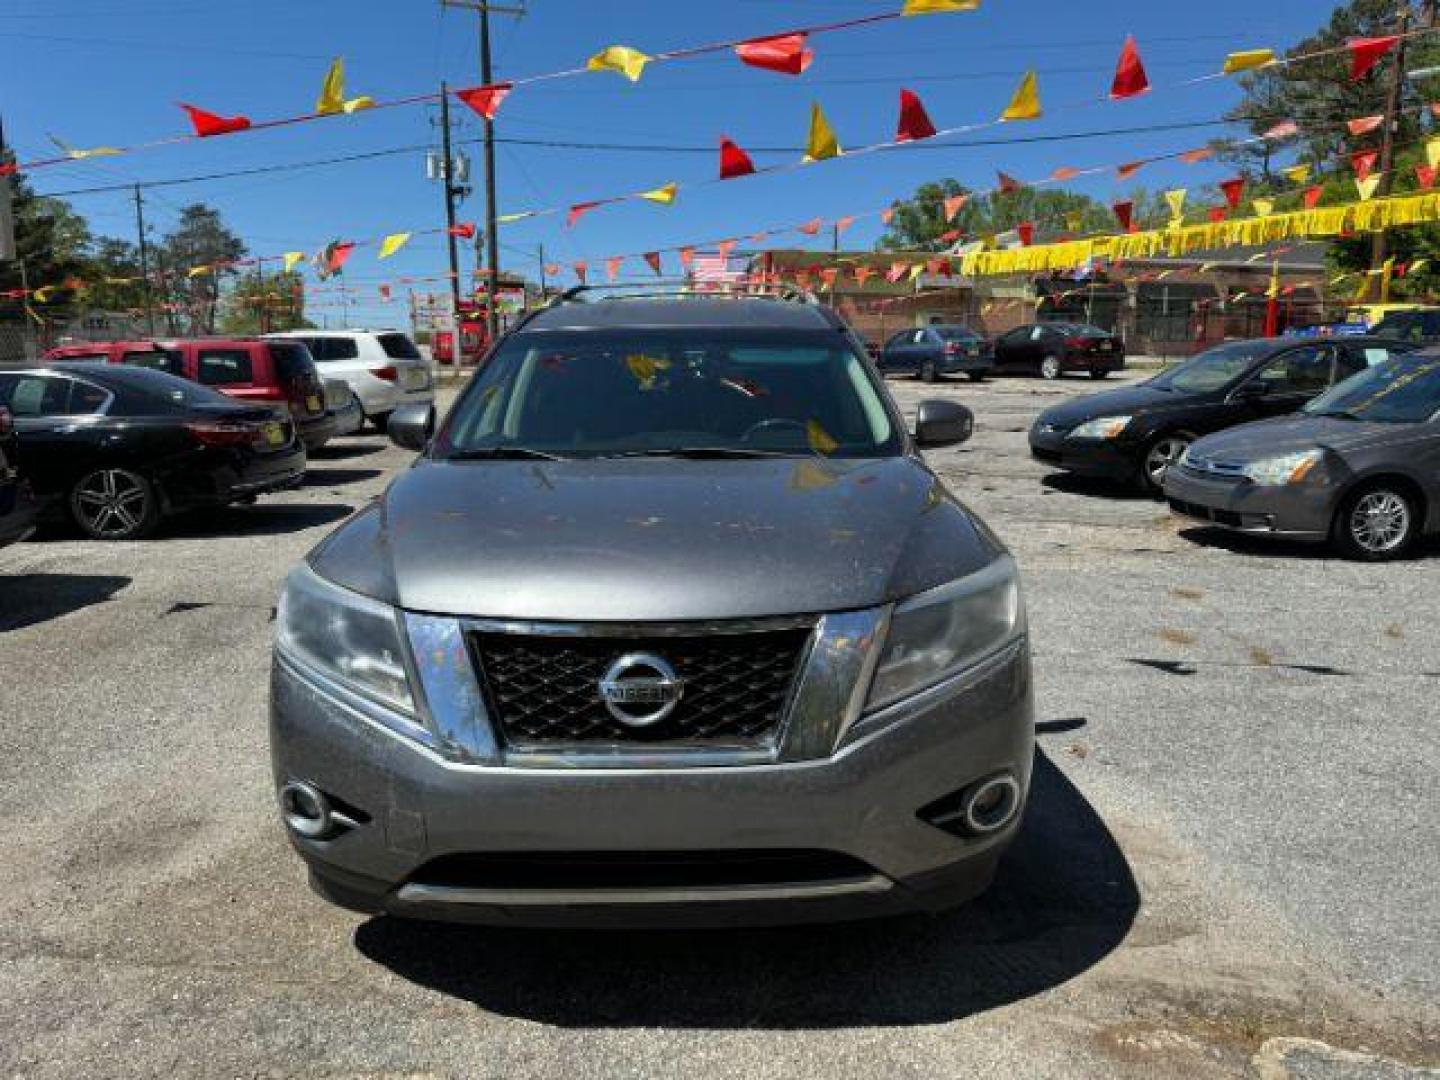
xmin=388 ymin=401 xmax=436 ymax=452
xmin=914 ymin=399 xmax=974 ymax=449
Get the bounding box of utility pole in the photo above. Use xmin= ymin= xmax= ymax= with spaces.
xmin=438 ymin=80 xmax=464 ymax=323
xmin=132 ymin=185 xmax=156 ymax=336
xmin=1371 ymin=4 xmax=1414 ymax=283
xmin=255 ymin=255 xmax=268 ymax=334
xmin=440 ymin=0 xmax=525 ymax=343
xmin=537 ymin=243 xmax=547 ymax=300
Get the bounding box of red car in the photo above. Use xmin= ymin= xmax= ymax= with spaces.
xmin=46 ymin=338 xmax=336 ymax=451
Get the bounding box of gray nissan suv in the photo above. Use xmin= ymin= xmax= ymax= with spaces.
xmin=270 ymin=292 xmax=1034 ymax=927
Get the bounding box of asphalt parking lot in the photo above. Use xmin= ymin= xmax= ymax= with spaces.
xmin=1 ymin=371 xmax=1436 ymax=1079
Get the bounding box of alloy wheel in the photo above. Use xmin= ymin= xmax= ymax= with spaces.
xmin=1348 ymin=490 xmax=1411 ymax=555
xmin=1144 ymin=436 xmax=1190 ymax=489
xmin=73 ymin=469 xmax=152 ymax=540
xmin=1041 ymin=355 xmax=1062 ymax=380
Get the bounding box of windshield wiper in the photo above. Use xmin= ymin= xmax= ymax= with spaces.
xmin=1309 ymin=409 xmax=1363 ymax=421
xmin=447 ymin=446 xmax=567 ymax=461
xmin=597 ymin=447 xmax=799 ymax=460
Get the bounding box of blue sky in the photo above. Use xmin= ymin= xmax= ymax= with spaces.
xmin=5 ymin=0 xmax=1331 ymax=324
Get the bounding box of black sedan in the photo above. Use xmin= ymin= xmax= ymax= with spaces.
xmin=0 ymin=405 xmax=40 ymax=549
xmin=877 ymin=325 xmax=994 ymax=382
xmin=1029 ymin=336 xmax=1416 ymax=493
xmin=992 ymin=322 xmax=1126 ymax=380
xmin=0 ymin=364 xmax=306 ymax=540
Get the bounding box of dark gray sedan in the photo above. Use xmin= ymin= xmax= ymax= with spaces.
xmin=1164 ymin=353 xmax=1440 ymax=560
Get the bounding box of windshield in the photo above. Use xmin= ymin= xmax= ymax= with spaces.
xmin=1303 ymin=355 xmax=1440 ymax=423
xmin=436 ymin=329 xmax=901 ymax=459
xmin=1151 ymin=340 xmax=1274 ymax=393
xmin=1053 ymin=323 xmax=1110 ymax=337
xmin=934 ymin=327 xmax=981 ymax=342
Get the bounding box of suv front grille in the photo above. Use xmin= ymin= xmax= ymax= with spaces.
xmin=470 ymin=625 xmax=814 ymax=748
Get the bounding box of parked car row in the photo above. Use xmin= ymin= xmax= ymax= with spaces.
xmin=1028 ymin=335 xmax=1440 ymax=560
xmin=0 ymin=330 xmax=433 ymax=544
xmin=877 ymin=321 xmax=1126 ymax=383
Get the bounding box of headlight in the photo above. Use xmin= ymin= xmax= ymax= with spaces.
xmin=866 ymin=555 xmax=1025 ymax=712
xmin=276 ymin=563 xmax=415 ymax=715
xmin=1069 ymin=415 xmax=1132 ymax=439
xmin=1240 ymin=449 xmax=1323 ymax=486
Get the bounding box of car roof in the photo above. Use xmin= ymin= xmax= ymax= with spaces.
xmin=19 ymin=362 xmax=169 ymax=386
xmin=519 ymin=297 xmax=838 ymax=332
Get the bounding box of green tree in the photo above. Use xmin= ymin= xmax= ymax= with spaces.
xmin=218 ymin=269 xmax=312 ymax=335
xmin=83 ymin=237 xmax=150 ymax=315
xmin=0 ymin=148 xmax=93 ymax=318
xmin=877 ymin=179 xmax=1112 ymax=251
xmin=158 ymin=203 xmax=246 ymax=334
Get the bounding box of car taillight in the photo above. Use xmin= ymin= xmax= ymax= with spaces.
xmin=0 ymin=409 xmax=11 ymax=437
xmin=251 ymin=386 xmax=289 ymax=402
xmin=943 ymin=341 xmax=960 ymax=355
xmin=186 ymin=421 xmax=263 ymax=447
xmin=1065 ymin=337 xmax=1092 ymax=348
xmin=371 ymin=365 xmax=399 ymax=382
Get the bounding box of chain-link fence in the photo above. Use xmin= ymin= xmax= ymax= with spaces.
xmin=0 ymin=321 xmax=38 ymax=366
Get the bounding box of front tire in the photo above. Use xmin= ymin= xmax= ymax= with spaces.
xmin=1040 ymin=354 xmax=1062 ymax=380
xmin=368 ymin=411 xmax=392 ymax=433
xmin=920 ymin=359 xmax=940 ymax=383
xmin=1333 ymin=483 xmax=1418 ymax=561
xmin=1141 ymin=433 xmax=1192 ymax=494
xmin=967 ymin=370 xmax=986 ymax=383
xmin=1089 ymin=367 xmax=1109 ymax=380
xmin=70 ymin=467 xmax=161 ymax=541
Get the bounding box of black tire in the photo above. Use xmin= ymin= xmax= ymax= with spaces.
xmin=1040 ymin=354 xmax=1063 ymax=380
xmin=1089 ymin=368 xmax=1109 ymax=380
xmin=967 ymin=371 xmax=986 ymax=383
xmin=1332 ymin=482 xmax=1419 ymax=561
xmin=920 ymin=359 xmax=940 ymax=383
xmin=368 ymin=411 xmax=392 ymax=433
xmin=69 ymin=467 xmax=161 ymax=541
xmin=1140 ymin=432 xmax=1193 ymax=494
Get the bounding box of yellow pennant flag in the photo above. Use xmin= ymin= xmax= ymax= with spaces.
xmin=588 ymin=46 xmax=651 ymax=83
xmin=901 ymin=0 xmax=980 ymax=13
xmin=1330 ymin=271 xmax=1352 ymax=285
xmin=1252 ymin=198 xmax=1275 ymax=217
xmin=1410 ymin=258 xmax=1429 ymax=275
xmin=1356 ymin=173 xmax=1383 ymax=201
xmin=1164 ymin=188 xmax=1187 ymax=222
xmin=378 ymin=232 xmax=412 ymax=259
xmin=187 ymin=265 xmax=212 ymax=278
xmin=32 ymin=286 xmax=57 ymax=303
xmin=1426 ymin=138 xmax=1440 ymax=169
xmin=1223 ymin=49 xmax=1276 ymax=75
xmin=804 ymin=103 xmax=842 ymax=161
xmin=1001 ymin=71 xmax=1041 ymax=122
xmin=806 ymin=420 xmax=839 ymax=456
xmin=283 ymin=251 xmax=305 ymax=274
xmin=1284 ymin=163 xmax=1312 ymax=185
xmin=496 ymin=211 xmax=535 ymax=224
xmin=639 ymin=182 xmax=679 ymax=205
xmin=50 ymin=136 xmax=121 ymax=160
xmin=316 ymin=57 xmax=374 ymax=115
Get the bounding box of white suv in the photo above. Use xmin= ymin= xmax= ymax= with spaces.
xmin=264 ymin=330 xmax=434 ymax=430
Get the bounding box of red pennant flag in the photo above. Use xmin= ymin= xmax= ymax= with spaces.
xmin=1208 ymin=207 xmax=1228 ymax=223
xmin=179 ymin=103 xmax=252 ymax=137
xmin=679 ymin=246 xmax=695 ymax=270
xmin=1349 ymin=36 xmax=1399 ymax=81
xmin=1347 ymin=114 xmax=1384 ymax=136
xmin=1219 ymin=177 xmax=1246 ymax=209
xmin=1051 ymin=166 xmax=1080 ymax=181
xmin=834 ymin=215 xmax=855 ymax=237
xmin=820 ymin=268 xmax=839 ymax=288
xmin=573 ymin=261 xmax=588 ymax=284
xmin=606 ymin=256 xmax=623 ymax=282
xmin=854 ymin=266 xmax=875 ymax=286
xmin=448 ymin=222 xmax=477 ymax=239
xmin=1180 ymin=147 xmax=1214 ymax=164
xmin=746 ymin=231 xmax=768 ymax=245
xmin=0 ymin=163 xmax=17 ymax=177
xmin=1418 ymin=165 xmax=1438 ymax=190
xmin=1110 ymin=35 xmax=1150 ymax=99
xmin=798 ymin=217 xmax=823 ymax=236
xmin=881 ymin=207 xmax=896 ymax=225
xmin=996 ymin=172 xmax=1022 ymax=194
xmin=938 ymin=229 xmax=961 ymax=243
xmin=719 ymin=137 xmax=756 ymax=179
xmin=643 ymin=251 xmax=662 ymax=275
xmin=1350 ymin=150 xmax=1379 ymax=180
xmin=1303 ymin=185 xmax=1324 ymax=208
xmin=1264 ymin=120 xmax=1299 ymax=140
xmin=1116 ymin=160 xmax=1145 ymax=179
xmin=1017 ymin=221 xmax=1034 ymax=247
xmin=455 ymin=83 xmax=514 ymax=120
xmin=543 ymin=263 xmax=560 ymax=277
xmin=378 ymin=284 xmax=392 ymax=302
xmin=886 ymin=262 xmax=908 ymax=283
xmin=1111 ymin=201 xmax=1134 ymax=231
xmin=734 ymin=32 xmax=813 ymax=76
xmin=716 ymin=239 xmax=737 ymax=259
xmin=326 ymin=242 xmax=356 ymax=274
xmin=943 ymin=194 xmax=967 ymax=221
xmin=895 ymin=88 xmax=937 ymax=142
xmin=566 ymin=202 xmax=600 ymax=228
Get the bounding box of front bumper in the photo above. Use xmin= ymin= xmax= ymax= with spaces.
xmin=1029 ymin=426 xmax=1138 ymax=480
xmin=297 ymin=412 xmax=339 ymax=452
xmin=1163 ymin=467 xmax=1333 ymax=539
xmin=269 ymin=641 xmax=1034 ymax=927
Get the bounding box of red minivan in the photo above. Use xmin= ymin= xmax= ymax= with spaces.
xmin=46 ymin=338 xmax=336 ymax=451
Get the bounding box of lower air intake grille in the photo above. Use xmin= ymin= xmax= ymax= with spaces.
xmin=471 ymin=625 xmax=813 ymax=747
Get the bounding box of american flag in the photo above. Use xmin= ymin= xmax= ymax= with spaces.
xmin=689 ymin=252 xmax=746 ymax=287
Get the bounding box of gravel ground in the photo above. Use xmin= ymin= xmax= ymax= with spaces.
xmin=1 ymin=372 xmax=1436 ymax=1079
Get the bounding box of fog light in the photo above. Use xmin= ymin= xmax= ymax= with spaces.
xmin=961 ymin=774 xmax=1020 ymax=835
xmin=280 ymin=780 xmax=333 ymax=839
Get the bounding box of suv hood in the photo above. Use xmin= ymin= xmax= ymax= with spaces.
xmin=311 ymin=456 xmax=1002 ymax=622
xmin=1190 ymin=415 xmax=1410 ymax=459
xmin=1037 ymin=382 xmax=1195 ymax=428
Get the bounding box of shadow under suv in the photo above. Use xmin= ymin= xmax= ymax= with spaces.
xmin=270 ymin=291 xmax=1034 ymax=927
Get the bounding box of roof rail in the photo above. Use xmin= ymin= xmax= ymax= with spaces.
xmin=545 ymin=280 xmax=821 ymax=308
